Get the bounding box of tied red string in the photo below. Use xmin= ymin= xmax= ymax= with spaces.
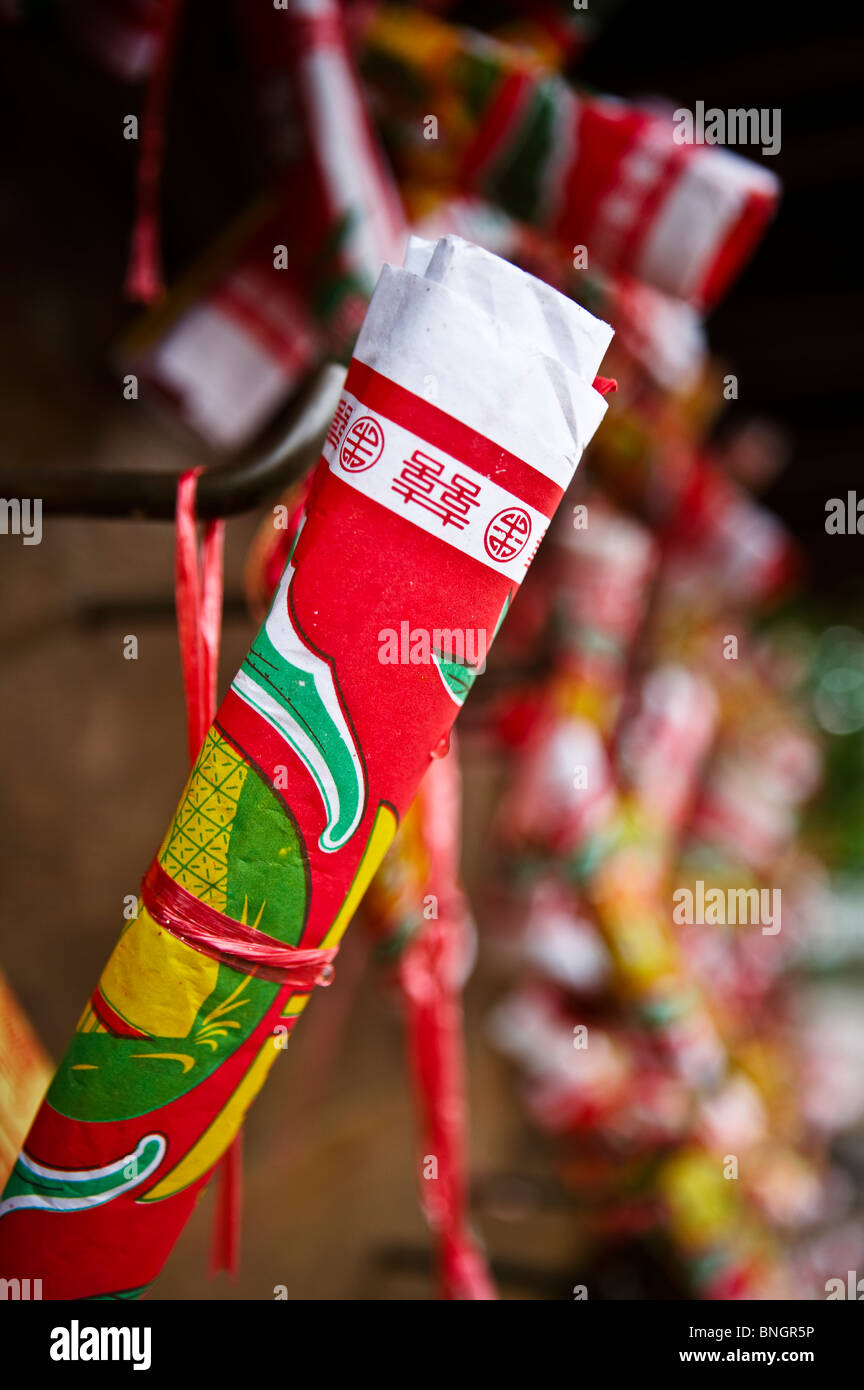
xmin=174 ymin=467 xmax=239 ymax=1275
xmin=173 ymin=470 xmax=337 ymax=1276
xmin=142 ymin=859 xmax=338 ymax=989
xmin=125 ymin=0 xmax=184 ymax=302
xmin=175 ymin=468 xmax=224 ymax=763
xmin=398 ymin=741 xmax=496 ymax=1300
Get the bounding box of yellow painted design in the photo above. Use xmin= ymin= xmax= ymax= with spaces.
xmin=659 ymin=1148 xmax=737 ymax=1247
xmin=319 ymin=804 xmax=398 ymax=950
xmin=76 ymin=1003 xmax=108 ymax=1035
xmin=85 ymin=731 xmax=251 ymax=1042
xmin=97 ymin=905 xmax=219 ymax=1040
xmin=136 ymin=811 xmax=400 ymax=1195
xmin=191 ymin=899 xmax=263 ymax=1050
xmin=76 ymin=1003 xmax=92 ymax=1031
xmin=281 ymin=995 xmax=310 ymax=1018
xmin=159 ymin=729 xmax=249 ymax=908
xmin=130 ymin=1052 xmax=195 ymax=1074
xmin=141 ymin=1034 xmax=283 ymax=1201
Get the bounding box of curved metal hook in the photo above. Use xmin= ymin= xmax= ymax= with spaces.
xmin=0 ymin=364 xmax=347 ymax=520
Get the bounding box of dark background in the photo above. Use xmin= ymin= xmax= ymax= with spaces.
xmin=579 ymin=0 xmax=864 ymax=603
xmin=1 ymin=1 xmax=862 ymax=600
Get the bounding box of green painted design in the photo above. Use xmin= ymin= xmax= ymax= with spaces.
xmin=232 ymin=564 xmax=366 ymax=852
xmin=0 ymin=1135 xmax=166 ymax=1217
xmin=225 ymin=760 xmax=309 ymax=944
xmin=432 ymin=647 xmax=481 ymax=706
xmin=432 ymin=591 xmax=510 ymax=706
xmin=47 ymin=762 xmax=308 ymax=1123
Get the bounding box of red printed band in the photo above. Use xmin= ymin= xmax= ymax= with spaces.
xmin=141 ymin=859 xmax=337 ymax=988
xmin=324 ymin=360 xmax=566 ymax=584
xmin=343 ymin=360 xmax=564 ymax=512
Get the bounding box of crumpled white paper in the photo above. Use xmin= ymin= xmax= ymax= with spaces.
xmin=355 ymin=234 xmax=613 ymax=491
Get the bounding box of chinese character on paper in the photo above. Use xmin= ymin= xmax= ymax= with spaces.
xmin=326 ymin=397 xmax=354 ymax=453
xmin=391 ymin=450 xmax=482 ymax=531
xmin=339 ymin=415 xmax=386 ymax=472
xmin=484 ymin=507 xmax=532 ymax=562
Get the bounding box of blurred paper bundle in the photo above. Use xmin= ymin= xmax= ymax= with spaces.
xmin=0 ymin=0 xmax=862 ymax=1304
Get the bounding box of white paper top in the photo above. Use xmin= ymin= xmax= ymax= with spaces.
xmin=353 ymin=235 xmax=613 ymax=491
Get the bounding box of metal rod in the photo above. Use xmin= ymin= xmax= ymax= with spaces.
xmin=0 ymin=364 xmax=346 ymax=520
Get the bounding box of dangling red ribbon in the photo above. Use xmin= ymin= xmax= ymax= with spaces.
xmin=174 ymin=468 xmax=240 ymax=1276
xmin=398 ymin=741 xmax=497 ymax=1300
xmin=141 ymin=857 xmax=338 ymax=988
xmin=175 ymin=468 xmax=224 ymax=764
xmin=126 ymin=0 xmax=184 ymax=303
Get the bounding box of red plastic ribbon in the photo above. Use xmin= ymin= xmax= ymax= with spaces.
xmin=175 ymin=467 xmax=224 ymax=764
xmin=173 ymin=468 xmax=338 ymax=1276
xmin=174 ymin=467 xmax=239 ymax=1274
xmin=398 ymin=743 xmax=496 ymax=1300
xmin=142 ymin=857 xmax=338 ymax=989
xmin=125 ymin=0 xmax=184 ymax=302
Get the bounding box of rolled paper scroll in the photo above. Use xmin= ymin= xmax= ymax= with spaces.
xmin=406 ymin=189 xmax=708 ymax=394
xmin=236 ymin=0 xmax=406 ymax=284
xmin=364 ymin=8 xmax=779 ymax=308
xmin=124 ymin=0 xmax=406 ymax=450
xmin=121 ymin=201 xmax=329 ymax=452
xmin=0 ymin=235 xmax=612 ymax=1298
